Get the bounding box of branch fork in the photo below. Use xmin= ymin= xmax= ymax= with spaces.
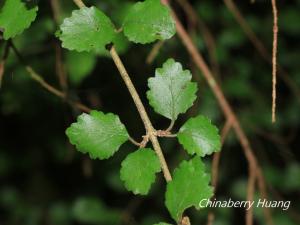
xmin=131 ymin=128 xmax=177 ymax=148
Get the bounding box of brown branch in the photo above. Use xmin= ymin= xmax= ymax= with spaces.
xmin=161 ymin=1 xmax=272 ymax=224
xmin=207 ymin=119 xmax=232 ymax=225
xmin=146 ymin=41 xmax=164 ymax=64
xmin=163 ymin=1 xmax=258 ymax=167
xmin=54 ymin=41 xmax=68 ymax=91
xmin=256 ymin=169 xmax=274 ymax=225
xmin=211 ymin=119 xmax=232 ymax=189
xmin=271 ymin=0 xmax=278 ymax=123
xmin=246 ymin=165 xmax=256 ymax=225
xmin=73 ymin=0 xmax=86 ymax=8
xmin=50 ymin=0 xmax=68 ymax=92
xmin=176 ymin=0 xmax=220 ymax=78
xmin=128 ymin=136 xmax=142 ymax=147
xmin=25 ymin=66 xmax=65 ymax=98
xmin=223 ymin=0 xmax=270 ymax=61
xmin=10 ymin=42 xmax=91 ymax=113
xmin=50 ymin=0 xmax=61 ymax=24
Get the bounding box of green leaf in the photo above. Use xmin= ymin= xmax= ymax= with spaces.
xmin=59 ymin=7 xmax=116 ymax=52
xmin=123 ymin=0 xmax=176 ymax=44
xmin=66 ymin=110 xmax=128 ymax=160
xmin=147 ymin=58 xmax=197 ymax=120
xmin=165 ymin=157 xmax=213 ymax=222
xmin=120 ymin=148 xmax=161 ymax=195
xmin=65 ymin=51 xmax=97 ymax=84
xmin=177 ymin=115 xmax=221 ymax=157
xmin=0 ymin=0 xmax=38 ymax=40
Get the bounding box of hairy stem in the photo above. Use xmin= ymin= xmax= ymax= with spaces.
xmin=223 ymin=0 xmax=300 ymax=121
xmin=271 ymin=0 xmax=278 ymax=123
xmin=73 ymin=0 xmax=86 ymax=8
xmin=109 ymin=46 xmax=172 ymax=182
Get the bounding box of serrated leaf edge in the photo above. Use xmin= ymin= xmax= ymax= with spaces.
xmin=66 ymin=110 xmax=129 ymax=160
xmin=0 ymin=4 xmax=38 ymax=40
xmin=178 ymin=115 xmax=221 ymax=157
xmin=146 ymin=58 xmax=198 ymax=120
xmin=120 ymin=148 xmax=161 ymax=195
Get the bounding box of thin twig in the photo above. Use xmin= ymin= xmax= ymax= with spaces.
xmin=246 ymin=165 xmax=256 ymax=225
xmin=25 ymin=66 xmax=65 ymax=98
xmin=10 ymin=42 xmax=91 ymax=113
xmin=156 ymin=129 xmax=177 ymax=138
xmin=73 ymin=0 xmax=86 ymax=8
xmin=211 ymin=119 xmax=232 ymax=189
xmin=271 ymin=0 xmax=278 ymax=123
xmin=54 ymin=42 xmax=68 ymax=91
xmin=162 ymin=134 xmax=177 ymax=138
xmin=224 ymin=0 xmax=282 ymax=123
xmin=78 ymin=0 xmax=174 ymax=166
xmin=207 ymin=119 xmax=232 ymax=225
xmin=50 ymin=0 xmax=68 ymax=92
xmin=223 ymin=0 xmax=269 ymax=60
xmin=128 ymin=136 xmax=142 ymax=147
xmin=109 ymin=45 xmax=172 ymax=182
xmin=146 ymin=41 xmax=164 ymax=64
xmin=161 ymin=1 xmax=270 ymax=224
xmin=222 ymin=0 xmax=300 ymax=106
xmin=256 ymin=168 xmax=274 ymax=225
xmin=221 ymin=2 xmax=283 ymax=223
xmin=176 ymin=0 xmax=220 ymax=78
xmin=50 ymin=0 xmax=61 ymax=24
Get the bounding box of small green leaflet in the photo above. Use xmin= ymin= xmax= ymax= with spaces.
xmin=66 ymin=110 xmax=128 ymax=160
xmin=165 ymin=157 xmax=213 ymax=222
xmin=177 ymin=115 xmax=221 ymax=157
xmin=147 ymin=58 xmax=197 ymax=120
xmin=120 ymin=148 xmax=161 ymax=195
xmin=123 ymin=0 xmax=176 ymax=44
xmin=0 ymin=0 xmax=38 ymax=40
xmin=58 ymin=7 xmax=116 ymax=52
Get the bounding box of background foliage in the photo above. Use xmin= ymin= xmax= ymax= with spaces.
xmin=0 ymin=0 xmax=299 ymax=224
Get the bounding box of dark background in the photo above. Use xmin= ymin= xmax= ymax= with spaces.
xmin=0 ymin=0 xmax=299 ymax=224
